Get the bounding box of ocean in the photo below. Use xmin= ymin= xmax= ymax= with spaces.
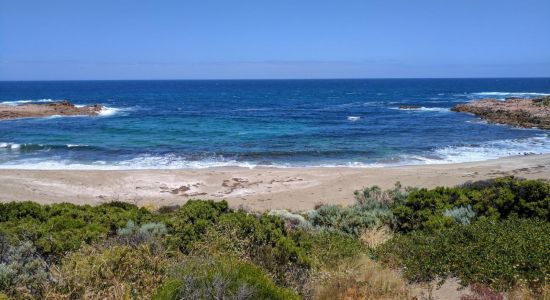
xmin=1 ymin=78 xmax=549 ymax=169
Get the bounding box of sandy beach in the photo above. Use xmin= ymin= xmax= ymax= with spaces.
xmin=1 ymin=154 xmax=549 ymax=212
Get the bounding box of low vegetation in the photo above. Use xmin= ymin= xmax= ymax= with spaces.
xmin=534 ymin=95 xmax=550 ymax=107
xmin=0 ymin=176 xmax=548 ymax=299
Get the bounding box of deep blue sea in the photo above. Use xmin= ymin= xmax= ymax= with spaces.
xmin=1 ymin=79 xmax=549 ymax=169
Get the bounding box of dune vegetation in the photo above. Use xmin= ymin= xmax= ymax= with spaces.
xmin=0 ymin=176 xmax=548 ymax=299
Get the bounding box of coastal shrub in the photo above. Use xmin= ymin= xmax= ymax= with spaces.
xmin=313 ymin=255 xmax=413 ymax=300
xmin=0 ymin=201 xmax=46 ymax=222
xmin=307 ymin=203 xmax=394 ymax=236
xmin=268 ymin=209 xmax=311 ymax=229
xmin=306 ymin=183 xmax=413 ymax=236
xmin=0 ymin=201 xmax=153 ymax=256
xmin=165 ymin=200 xmax=311 ymax=290
xmin=377 ymin=217 xmax=550 ymax=292
xmin=0 ymin=237 xmax=50 ymax=299
xmin=189 ymin=211 xmax=311 ymax=292
xmin=354 ymin=182 xmax=412 ymax=207
xmin=164 ymin=200 xmax=229 ymax=252
xmin=153 ymin=257 xmax=300 ymax=300
xmin=392 ymin=186 xmax=467 ymax=232
xmin=292 ymin=229 xmax=365 ymax=270
xmin=392 ymin=177 xmax=550 ymax=232
xmin=534 ymin=96 xmax=550 ymax=107
xmin=359 ymin=225 xmax=393 ymax=249
xmin=48 ymin=242 xmax=178 ymax=299
xmin=461 ymin=177 xmax=550 ymax=220
xmin=443 ymin=205 xmax=476 ymax=225
xmin=117 ymin=220 xmax=168 ymax=242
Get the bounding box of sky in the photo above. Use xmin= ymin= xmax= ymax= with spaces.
xmin=1 ymin=0 xmax=549 ymax=80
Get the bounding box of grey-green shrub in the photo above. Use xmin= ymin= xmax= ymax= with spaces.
xmin=443 ymin=205 xmax=476 ymax=225
xmin=268 ymin=209 xmax=311 ymax=229
xmin=307 ymin=183 xmax=412 ymax=236
xmin=354 ymin=182 xmax=413 ymax=207
xmin=117 ymin=220 xmax=167 ymax=238
xmin=0 ymin=238 xmax=50 ymax=298
xmin=117 ymin=220 xmax=138 ymax=236
xmin=140 ymin=222 xmax=168 ymax=236
xmin=307 ymin=203 xmax=393 ymax=236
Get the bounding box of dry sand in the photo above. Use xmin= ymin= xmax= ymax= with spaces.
xmin=1 ymin=154 xmax=549 ymax=212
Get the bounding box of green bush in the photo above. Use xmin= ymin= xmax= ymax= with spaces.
xmin=153 ymin=257 xmax=300 ymax=300
xmin=292 ymin=229 xmax=365 ymax=269
xmin=0 ymin=201 xmax=152 ymax=256
xmin=188 ymin=211 xmax=312 ymax=292
xmin=164 ymin=200 xmax=229 ymax=252
xmin=377 ymin=218 xmax=550 ymax=292
xmin=48 ymin=242 xmax=178 ymax=299
xmin=534 ymin=96 xmax=550 ymax=107
xmin=392 ymin=177 xmax=550 ymax=232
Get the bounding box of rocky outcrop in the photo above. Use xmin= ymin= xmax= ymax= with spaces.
xmin=0 ymin=101 xmax=103 ymax=120
xmin=451 ymin=97 xmax=550 ymax=129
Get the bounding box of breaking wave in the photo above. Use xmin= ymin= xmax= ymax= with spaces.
xmin=471 ymin=92 xmax=550 ymax=98
xmin=1 ymin=135 xmax=549 ymax=169
xmin=392 ymin=106 xmax=450 ymax=112
xmin=397 ymin=134 xmax=550 ymax=165
xmin=0 ymin=99 xmax=56 ymax=105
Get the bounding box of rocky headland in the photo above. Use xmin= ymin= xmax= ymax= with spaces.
xmin=0 ymin=101 xmax=103 ymax=120
xmin=452 ymin=97 xmax=550 ymax=129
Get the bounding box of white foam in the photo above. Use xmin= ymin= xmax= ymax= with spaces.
xmin=347 ymin=116 xmax=361 ymax=121
xmin=413 ymin=134 xmax=550 ymax=164
xmin=471 ymin=92 xmax=550 ymax=98
xmin=418 ymin=107 xmax=450 ymax=112
xmin=1 ymin=134 xmax=549 ymax=170
xmin=0 ymin=154 xmax=258 ymax=170
xmin=0 ymin=99 xmax=55 ymax=105
xmin=393 ymin=106 xmax=450 ymax=112
xmin=98 ymin=106 xmax=121 ymax=117
xmin=0 ymin=142 xmax=20 ymax=150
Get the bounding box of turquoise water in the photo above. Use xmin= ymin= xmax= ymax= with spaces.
xmin=0 ymin=78 xmax=549 ymax=169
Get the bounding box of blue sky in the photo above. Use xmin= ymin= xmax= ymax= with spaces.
xmin=1 ymin=0 xmax=549 ymax=80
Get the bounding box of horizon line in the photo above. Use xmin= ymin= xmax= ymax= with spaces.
xmin=2 ymin=76 xmax=550 ymax=82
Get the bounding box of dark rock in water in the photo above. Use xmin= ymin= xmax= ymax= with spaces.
xmin=451 ymin=98 xmax=550 ymax=129
xmin=0 ymin=100 xmax=103 ymax=120
xmin=399 ymin=105 xmax=422 ymax=110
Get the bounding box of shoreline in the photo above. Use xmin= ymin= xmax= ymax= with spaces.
xmin=1 ymin=153 xmax=549 ymax=212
